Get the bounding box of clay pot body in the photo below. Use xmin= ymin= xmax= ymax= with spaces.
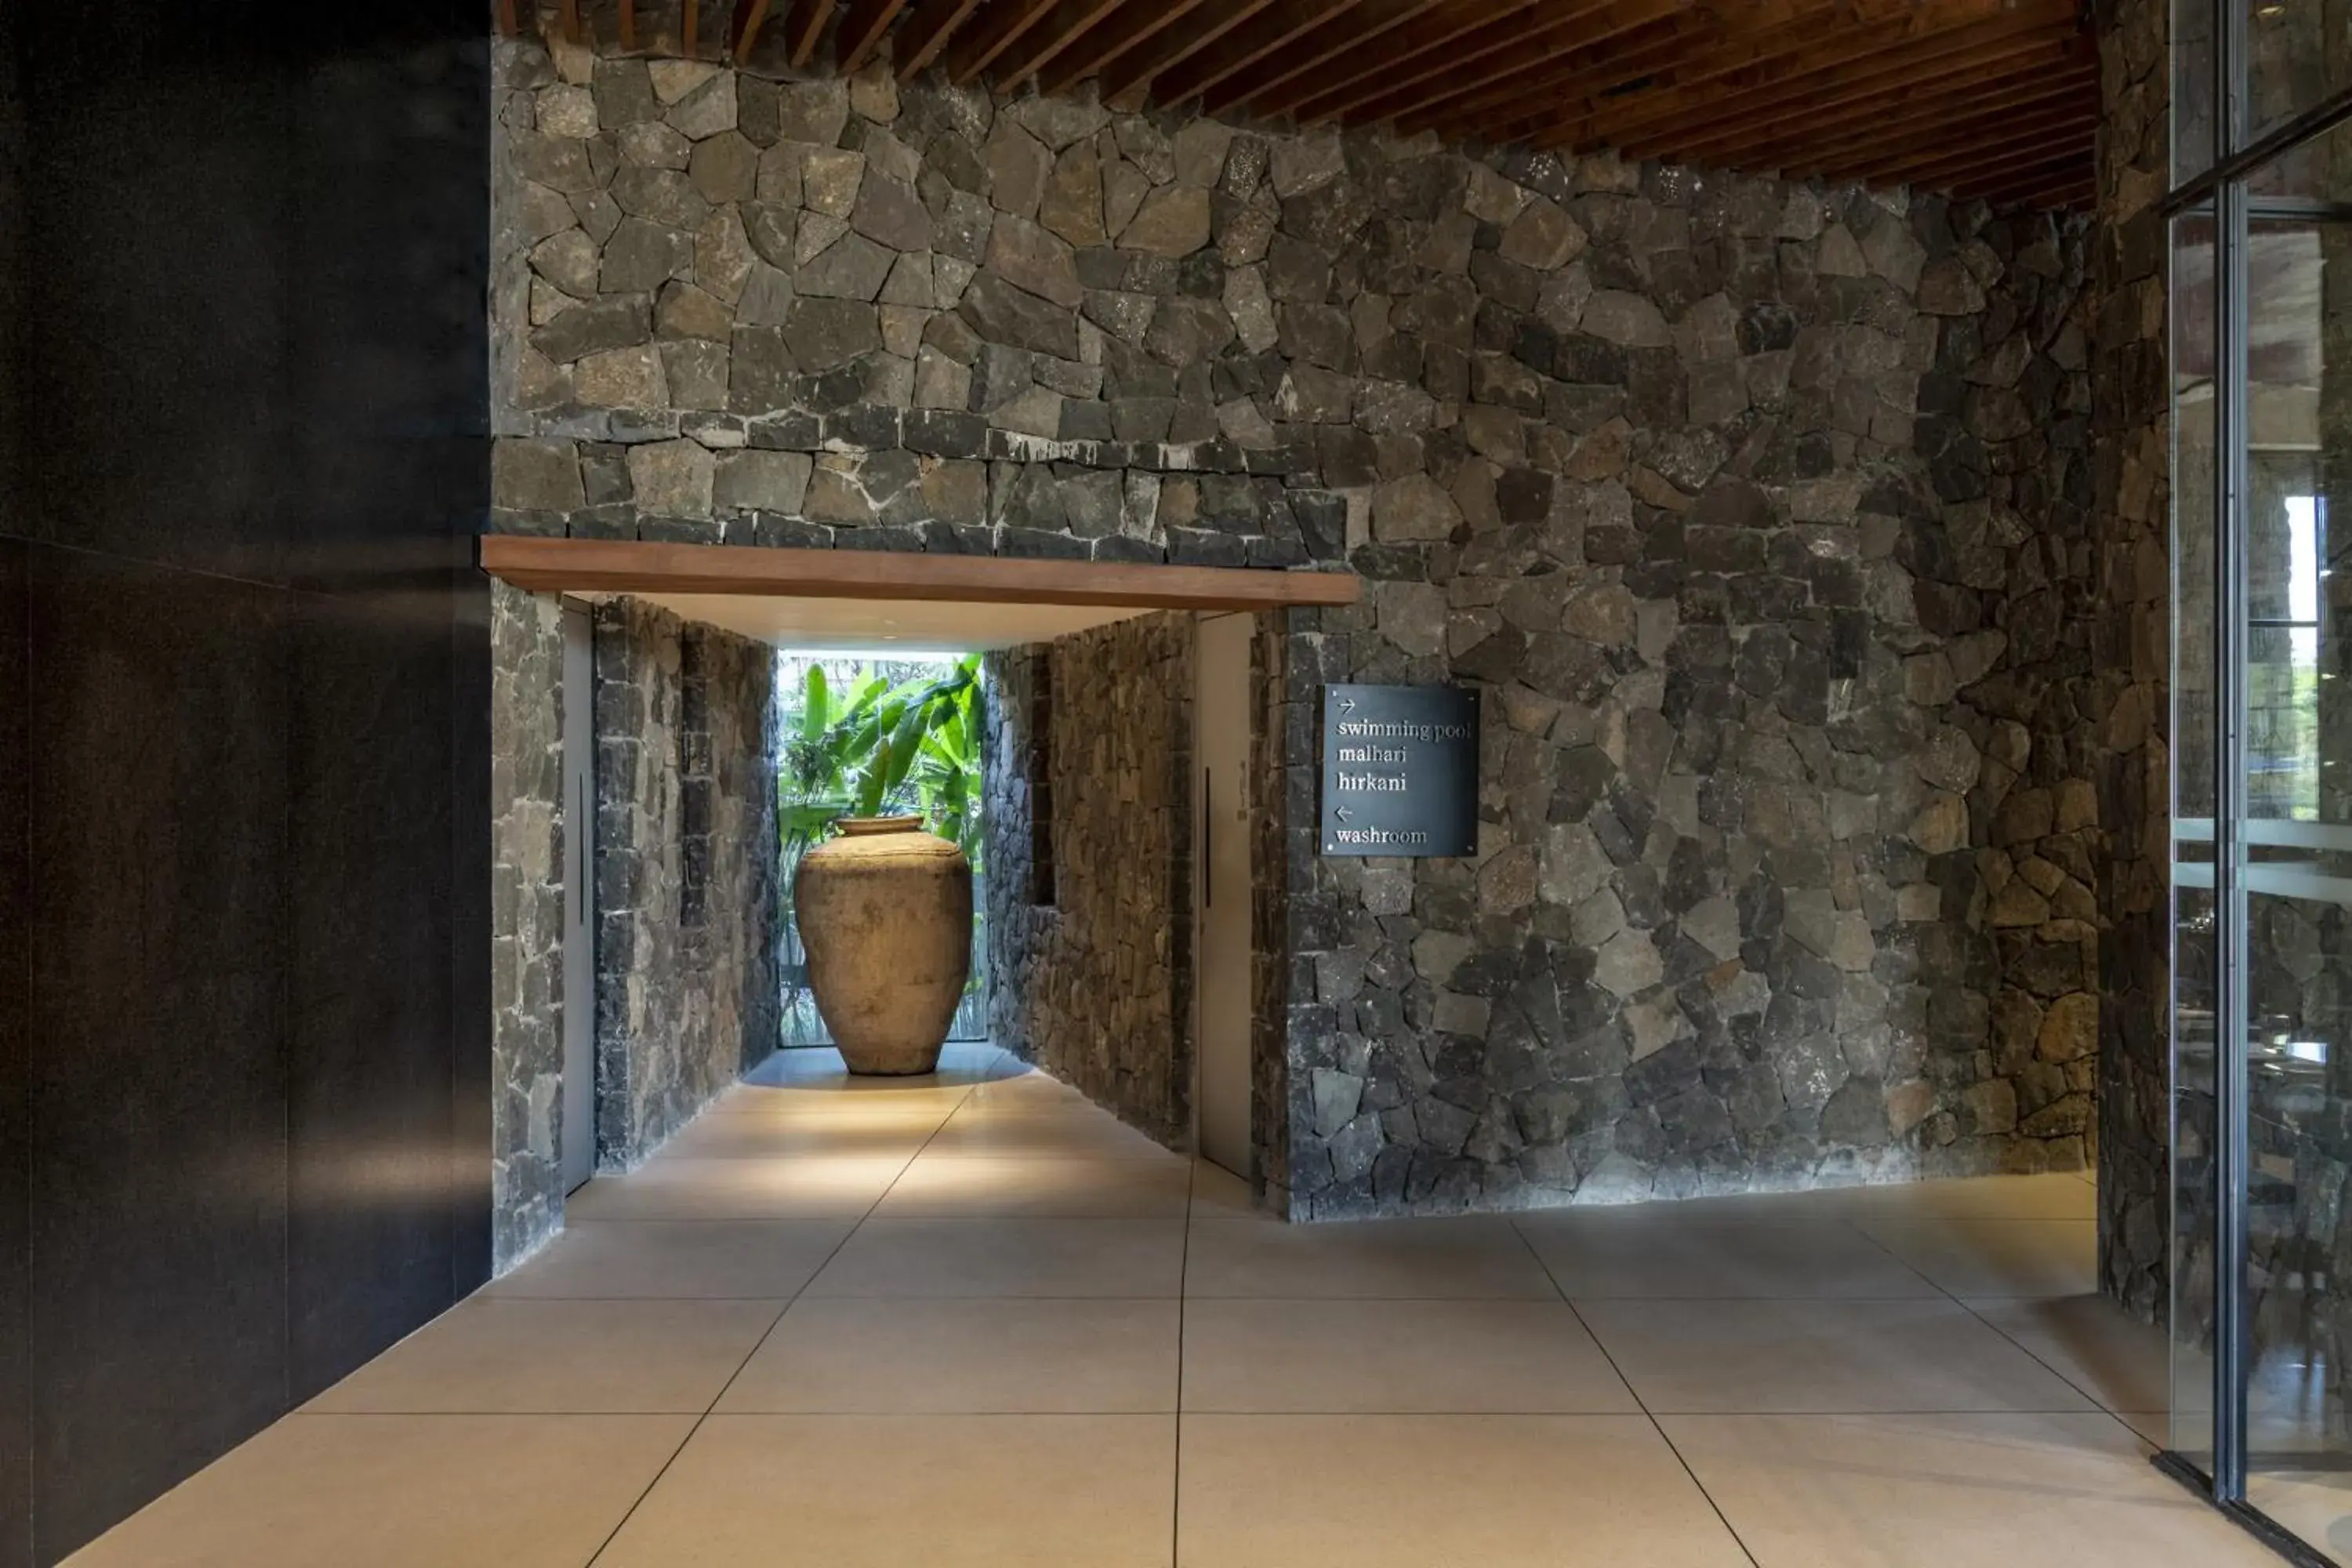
xmin=794 ymin=816 xmax=973 ymax=1076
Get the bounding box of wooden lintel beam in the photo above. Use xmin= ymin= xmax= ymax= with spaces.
xmin=498 ymin=0 xmax=521 ymax=37
xmin=620 ymin=0 xmax=638 ymax=47
xmin=833 ymin=0 xmax=911 ymax=71
xmin=1098 ymin=0 xmax=1281 ymax=100
xmin=989 ymin=0 xmax=1133 ymax=87
xmin=1036 ymin=0 xmax=1218 ymax=93
xmin=944 ymin=0 xmax=1059 ymax=81
xmin=558 ymin=0 xmax=582 ymax=42
xmin=1295 ymin=0 xmax=1639 ymax=125
xmin=894 ymin=0 xmax=985 ymax=77
xmin=1151 ymin=0 xmax=1370 ymax=107
xmin=478 ymin=536 xmax=1363 ymax=611
xmin=1250 ymin=0 xmax=1541 ymax=119
xmin=1203 ymin=0 xmax=1443 ymax=117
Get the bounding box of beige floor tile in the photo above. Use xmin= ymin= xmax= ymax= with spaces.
xmin=306 ymin=1298 xmax=782 ymax=1414
xmin=1860 ymin=1218 xmax=2098 ymax=1297
xmin=485 ymin=1220 xmax=853 ymax=1299
xmin=593 ymin=1414 xmax=1175 ymax=1568
xmin=959 ymin=1069 xmax=1092 ymax=1109
xmin=1577 ymin=1298 xmax=2098 ymax=1413
xmin=696 ymin=1087 xmax=964 ymax=1129
xmin=1178 ymin=1414 xmax=1749 ymax=1567
xmin=2249 ymin=1471 xmax=2352 ymax=1562
xmin=1188 ymin=1161 xmax=1261 ymax=1218
xmin=1516 ymin=1213 xmax=1942 ymax=1298
xmin=1181 ymin=1298 xmax=1637 ymax=1413
xmin=719 ymin=1297 xmax=1180 ymax=1412
xmin=923 ymin=1104 xmax=1183 ymax=1160
xmin=1811 ymin=1173 xmax=2100 ymax=1221
xmin=806 ymin=1217 xmax=1187 ymax=1297
xmin=1968 ymin=1294 xmax=2172 ymax=1411
xmin=648 ymin=1114 xmax=932 ymax=1162
xmin=1184 ymin=1215 xmax=1559 ymax=1299
xmin=1661 ymin=1412 xmax=2280 ymax=1566
xmin=568 ymin=1155 xmax=912 ymax=1219
xmin=873 ymin=1154 xmax=1192 ymax=1218
xmin=62 ymin=1414 xmax=694 ymax=1568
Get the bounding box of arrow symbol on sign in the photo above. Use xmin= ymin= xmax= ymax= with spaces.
xmin=1338 ymin=696 xmax=1357 ymax=715
xmin=1335 ymin=806 xmax=1352 ymax=822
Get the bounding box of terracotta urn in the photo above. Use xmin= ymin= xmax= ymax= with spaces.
xmin=794 ymin=815 xmax=973 ymax=1076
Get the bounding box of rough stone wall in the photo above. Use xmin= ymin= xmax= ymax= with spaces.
xmin=985 ymin=614 xmax=1194 ymax=1145
xmin=593 ymin=596 xmax=778 ymax=1167
xmin=2092 ymin=0 xmax=2172 ymax=1319
xmin=488 ymin=579 xmax=565 ymax=1269
xmin=486 ymin=27 xmax=2103 ymax=1217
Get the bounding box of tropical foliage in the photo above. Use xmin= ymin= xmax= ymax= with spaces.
xmin=777 ymin=654 xmax=986 ymax=1040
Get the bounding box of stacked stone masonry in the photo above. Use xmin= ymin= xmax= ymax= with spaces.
xmin=985 ymin=615 xmax=1195 ymax=1146
xmin=488 ymin=29 xmax=2109 ymax=1220
xmin=489 ymin=579 xmax=568 ymax=1270
xmin=593 ymin=595 xmax=780 ymax=1167
xmin=2092 ymin=0 xmax=2172 ymax=1320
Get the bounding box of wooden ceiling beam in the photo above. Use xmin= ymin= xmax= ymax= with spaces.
xmin=893 ymin=0 xmax=984 ymax=76
xmin=1425 ymin=4 xmax=1835 ymax=143
xmin=557 ymin=0 xmax=582 ymax=43
xmin=1542 ymin=0 xmax=2067 ymax=153
xmin=1035 ymin=0 xmax=1219 ymax=93
xmin=1400 ymin=11 xmax=1704 ymax=138
xmin=1295 ymin=0 xmax=1646 ymax=125
xmin=944 ymin=0 xmax=1058 ymax=80
xmin=782 ymin=0 xmax=834 ymax=66
xmin=1151 ymin=0 xmax=1371 ymax=107
xmin=1606 ymin=19 xmax=2082 ymax=163
xmin=732 ymin=0 xmax=774 ymax=59
xmin=1244 ymin=0 xmax=1541 ymax=119
xmin=1839 ymin=99 xmax=2100 ymax=185
xmin=1097 ymin=0 xmax=1282 ymax=101
xmin=1770 ymin=66 xmax=2096 ymax=172
xmin=1466 ymin=1 xmax=1846 ymax=146
xmin=833 ymin=0 xmax=912 ymax=71
xmin=1363 ymin=5 xmax=1692 ymax=132
xmin=1933 ymin=139 xmax=2097 ymax=198
xmin=1677 ymin=50 xmax=2089 ymax=174
xmin=1201 ymin=0 xmax=1443 ymax=116
xmin=987 ymin=0 xmax=1134 ymax=85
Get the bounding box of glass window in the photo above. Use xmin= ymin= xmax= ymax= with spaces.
xmin=2179 ymin=0 xmax=2220 ymax=180
xmin=2247 ymin=0 xmax=2352 ymax=147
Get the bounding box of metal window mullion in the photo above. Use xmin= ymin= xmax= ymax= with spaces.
xmin=2212 ymin=0 xmax=2253 ymax=1486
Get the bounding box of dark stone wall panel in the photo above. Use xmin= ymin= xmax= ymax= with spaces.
xmin=25 ymin=548 xmax=292 ymax=1564
xmin=0 ymin=542 xmax=30 ymax=1568
xmin=286 ymin=590 xmax=461 ymax=1403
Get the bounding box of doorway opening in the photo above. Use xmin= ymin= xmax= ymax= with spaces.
xmin=775 ymin=648 xmax=989 ymax=1051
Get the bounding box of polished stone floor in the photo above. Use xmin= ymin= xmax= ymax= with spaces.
xmin=69 ymin=1044 xmax=2291 ymax=1566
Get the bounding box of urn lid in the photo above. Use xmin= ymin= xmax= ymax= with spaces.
xmin=837 ymin=815 xmax=924 ymax=837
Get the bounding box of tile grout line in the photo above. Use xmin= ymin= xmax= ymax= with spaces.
xmin=1838 ymin=1206 xmax=2161 ymax=1445
xmin=579 ymin=1058 xmax=995 ymax=1566
xmin=1172 ymin=1156 xmax=1200 ymax=1568
xmin=1504 ymin=1217 xmax=1764 ymax=1568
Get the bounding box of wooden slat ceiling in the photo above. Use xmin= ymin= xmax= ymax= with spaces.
xmin=523 ymin=0 xmax=2098 ymax=208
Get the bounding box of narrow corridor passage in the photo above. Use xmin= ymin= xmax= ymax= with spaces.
xmin=71 ymin=1045 xmax=2273 ymax=1567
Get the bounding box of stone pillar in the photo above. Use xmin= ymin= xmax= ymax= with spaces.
xmin=488 ymin=579 xmax=565 ymax=1270
xmin=2092 ymin=0 xmax=2174 ymax=1319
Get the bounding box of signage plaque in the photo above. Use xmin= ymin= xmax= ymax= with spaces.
xmin=1319 ymin=684 xmax=1479 ymax=858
